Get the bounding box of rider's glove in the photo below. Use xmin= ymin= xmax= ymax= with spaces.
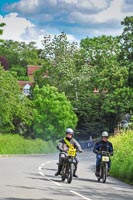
xmin=96 ymin=150 xmax=101 ymax=154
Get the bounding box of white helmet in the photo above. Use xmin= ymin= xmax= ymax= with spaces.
xmin=65 ymin=128 xmax=74 ymax=135
xmin=102 ymin=131 xmax=108 ymax=137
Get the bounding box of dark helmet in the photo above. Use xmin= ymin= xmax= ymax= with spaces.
xmin=65 ymin=128 xmax=74 ymax=136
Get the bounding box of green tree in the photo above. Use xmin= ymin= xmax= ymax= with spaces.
xmin=79 ymin=34 xmax=131 ymax=133
xmin=119 ymin=16 xmax=133 ymax=62
xmin=75 ymin=36 xmax=120 ymax=132
xmin=0 ymin=40 xmax=43 ymax=79
xmin=35 ymin=28 xmax=133 ymax=135
xmin=0 ymin=66 xmax=32 ymax=133
xmin=40 ymin=32 xmax=79 ymax=92
xmin=80 ymin=35 xmax=120 ymax=66
xmin=119 ymin=16 xmax=133 ymax=87
xmin=32 ymin=85 xmax=78 ymax=140
xmin=102 ymin=87 xmax=133 ymax=115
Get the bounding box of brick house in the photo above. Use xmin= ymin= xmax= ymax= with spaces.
xmin=18 ymin=65 xmax=41 ymax=96
xmin=27 ymin=65 xmax=41 ymax=81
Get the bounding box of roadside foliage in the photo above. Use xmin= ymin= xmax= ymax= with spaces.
xmin=32 ymin=85 xmax=78 ymax=140
xmin=0 ymin=67 xmax=32 ymax=133
xmin=0 ymin=134 xmax=56 ymax=154
xmin=110 ymin=131 xmax=133 ymax=185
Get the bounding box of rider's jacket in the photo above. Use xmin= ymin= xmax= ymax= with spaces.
xmin=93 ymin=140 xmax=113 ymax=155
xmin=57 ymin=137 xmax=82 ymax=153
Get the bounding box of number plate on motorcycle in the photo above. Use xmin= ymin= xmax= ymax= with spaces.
xmin=102 ymin=156 xmax=109 ymax=162
xmin=68 ymin=148 xmax=76 ymax=157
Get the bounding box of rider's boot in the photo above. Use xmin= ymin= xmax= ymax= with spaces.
xmin=107 ymin=169 xmax=110 ymax=176
xmin=95 ymin=166 xmax=100 ymax=177
xmin=55 ymin=165 xmax=62 ymax=176
xmin=73 ymin=173 xmax=78 ymax=178
xmin=73 ymin=165 xmax=78 ymax=178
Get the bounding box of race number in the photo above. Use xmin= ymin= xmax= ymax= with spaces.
xmin=68 ymin=148 xmax=76 ymax=157
xmin=102 ymin=156 xmax=109 ymax=162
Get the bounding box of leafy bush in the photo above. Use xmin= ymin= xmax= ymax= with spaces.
xmin=32 ymin=85 xmax=78 ymax=140
xmin=110 ymin=131 xmax=133 ymax=185
xmin=0 ymin=134 xmax=57 ymax=154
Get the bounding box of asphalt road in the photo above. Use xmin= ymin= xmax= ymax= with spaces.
xmin=0 ymin=151 xmax=133 ymax=200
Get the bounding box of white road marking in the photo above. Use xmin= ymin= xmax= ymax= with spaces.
xmin=39 ymin=171 xmax=44 ymax=176
xmin=38 ymin=161 xmax=62 ymax=186
xmin=46 ymin=161 xmax=51 ymax=164
xmin=50 ymin=180 xmax=62 ymax=186
xmin=38 ymin=161 xmax=94 ymax=199
xmin=38 ymin=166 xmax=42 ymax=171
xmin=70 ymin=190 xmax=93 ymax=200
xmin=38 ymin=163 xmax=45 ymax=171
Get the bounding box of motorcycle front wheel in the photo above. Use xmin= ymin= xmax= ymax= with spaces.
xmin=61 ymin=164 xmax=66 ymax=182
xmin=67 ymin=163 xmax=73 ymax=184
xmin=102 ymin=163 xmax=107 ymax=183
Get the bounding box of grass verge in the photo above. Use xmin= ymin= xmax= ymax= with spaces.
xmin=0 ymin=134 xmax=57 ymax=154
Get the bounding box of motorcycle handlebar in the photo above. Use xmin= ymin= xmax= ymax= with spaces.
xmin=101 ymin=151 xmax=110 ymax=155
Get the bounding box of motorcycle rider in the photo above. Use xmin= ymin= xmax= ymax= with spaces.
xmin=93 ymin=131 xmax=113 ymax=176
xmin=55 ymin=128 xmax=83 ymax=178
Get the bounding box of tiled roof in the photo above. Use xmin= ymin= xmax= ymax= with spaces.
xmin=27 ymin=65 xmax=41 ymax=75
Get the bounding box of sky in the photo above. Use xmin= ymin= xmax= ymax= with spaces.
xmin=0 ymin=0 xmax=133 ymax=48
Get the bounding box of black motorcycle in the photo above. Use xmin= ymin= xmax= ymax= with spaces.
xmin=61 ymin=147 xmax=76 ymax=184
xmin=97 ymin=151 xmax=110 ymax=183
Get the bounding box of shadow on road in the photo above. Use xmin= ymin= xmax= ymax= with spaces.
xmin=26 ymin=176 xmax=50 ymax=182
xmin=27 ymin=175 xmax=63 ymax=184
xmin=2 ymin=198 xmax=53 ymax=200
xmin=6 ymin=184 xmax=48 ymax=192
xmin=77 ymin=177 xmax=97 ymax=183
xmin=44 ymin=168 xmax=56 ymax=171
xmin=26 ymin=171 xmax=122 ymax=187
